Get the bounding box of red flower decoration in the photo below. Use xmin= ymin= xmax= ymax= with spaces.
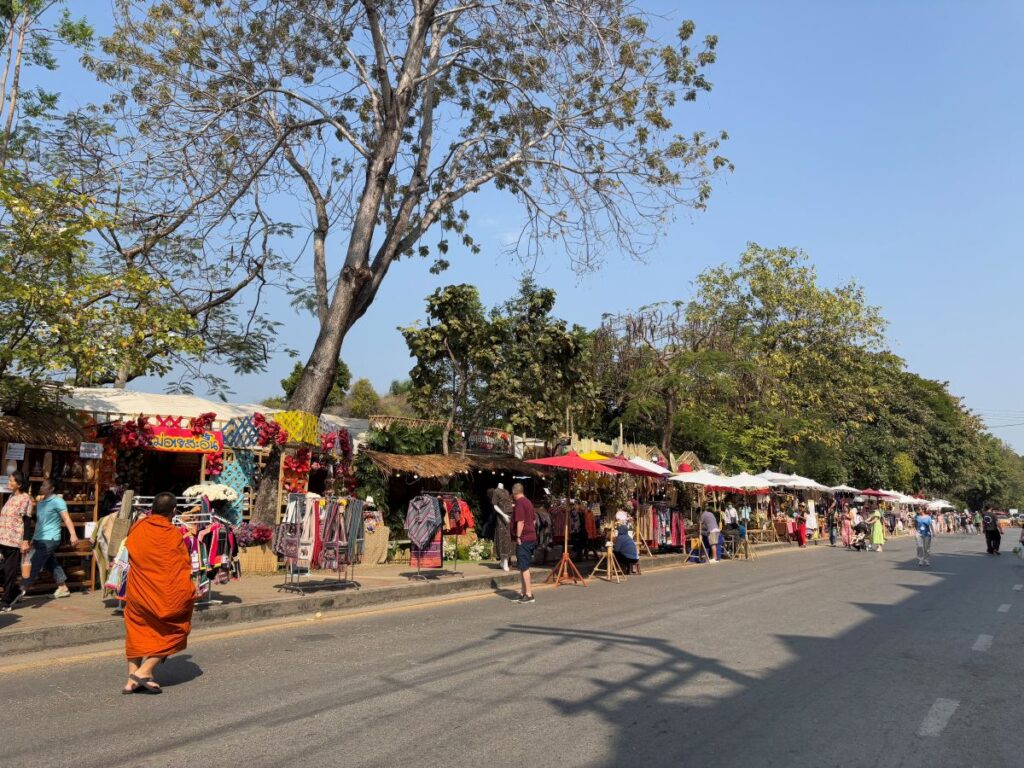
xmin=189 ymin=411 xmax=217 ymax=437
xmin=283 ymin=447 xmax=311 ymax=474
xmin=253 ymin=412 xmax=289 ymax=447
xmin=110 ymin=415 xmax=154 ymax=451
xmin=205 ymin=451 xmax=224 ymax=477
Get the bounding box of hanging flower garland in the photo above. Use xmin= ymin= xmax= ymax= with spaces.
xmin=205 ymin=450 xmax=224 ymax=477
xmin=189 ymin=411 xmax=217 ymax=437
xmin=253 ymin=412 xmax=289 ymax=446
xmin=110 ymin=415 xmax=154 ymax=450
xmin=282 ymin=447 xmax=311 ymax=474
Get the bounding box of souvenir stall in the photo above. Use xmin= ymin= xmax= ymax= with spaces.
xmin=0 ymin=412 xmax=103 ymax=595
xmin=358 ymin=449 xmax=548 ymax=572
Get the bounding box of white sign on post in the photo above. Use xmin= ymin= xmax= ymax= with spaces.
xmin=5 ymin=443 xmax=25 ymax=461
xmin=79 ymin=442 xmax=104 ymax=459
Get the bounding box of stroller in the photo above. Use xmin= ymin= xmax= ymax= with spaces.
xmin=851 ymin=522 xmax=870 ymax=551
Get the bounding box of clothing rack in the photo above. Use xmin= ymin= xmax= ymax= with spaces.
xmin=171 ymin=508 xmax=236 ymax=608
xmin=279 ymin=494 xmax=362 ymax=595
xmin=409 ymin=492 xmax=467 ymax=582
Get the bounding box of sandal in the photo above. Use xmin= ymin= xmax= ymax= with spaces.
xmin=121 ymin=679 xmax=141 ymax=695
xmin=129 ymin=673 xmax=162 ymax=694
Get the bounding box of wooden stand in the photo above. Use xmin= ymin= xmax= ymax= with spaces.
xmin=591 ymin=540 xmax=626 ymax=583
xmin=546 ymin=515 xmax=586 ymax=587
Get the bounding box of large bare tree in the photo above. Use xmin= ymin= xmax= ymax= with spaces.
xmin=93 ymin=0 xmax=731 ymax=521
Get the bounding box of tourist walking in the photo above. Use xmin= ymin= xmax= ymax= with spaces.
xmin=841 ymin=506 xmax=854 ymax=548
xmin=868 ymin=506 xmax=886 ymax=552
xmin=981 ymin=508 xmax=1001 ymax=555
xmin=510 ymin=483 xmax=537 ymax=603
xmin=794 ymin=505 xmax=807 ymax=548
xmin=805 ymin=499 xmax=819 ymax=545
xmin=0 ymin=471 xmax=34 ymax=613
xmin=20 ymin=478 xmax=79 ymax=598
xmin=826 ymin=503 xmax=838 ymax=547
xmin=914 ymin=508 xmax=934 ymax=566
xmin=122 ymin=492 xmax=195 ymax=694
xmin=972 ymin=511 xmax=982 ymax=535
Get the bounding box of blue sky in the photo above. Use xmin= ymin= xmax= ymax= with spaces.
xmin=43 ymin=1 xmax=1024 ymax=449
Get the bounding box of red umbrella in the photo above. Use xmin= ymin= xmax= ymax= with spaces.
xmin=526 ymin=451 xmax=620 ymax=475
xmin=598 ymin=454 xmax=664 ymax=478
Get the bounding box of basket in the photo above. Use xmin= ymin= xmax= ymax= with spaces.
xmin=238 ymin=544 xmax=279 ymax=575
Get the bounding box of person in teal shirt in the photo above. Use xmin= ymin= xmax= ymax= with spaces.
xmin=20 ymin=478 xmax=78 ymax=599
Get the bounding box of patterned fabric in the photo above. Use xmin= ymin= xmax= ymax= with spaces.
xmin=0 ymin=493 xmax=31 ymax=548
xmin=405 ymin=495 xmax=443 ymax=550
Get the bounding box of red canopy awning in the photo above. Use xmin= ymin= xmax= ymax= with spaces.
xmin=526 ymin=451 xmax=620 ymax=475
xmin=598 ymin=455 xmax=664 ymax=478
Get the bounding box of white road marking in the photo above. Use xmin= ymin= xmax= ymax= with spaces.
xmin=1014 ymin=584 xmax=1022 ymax=591
xmin=972 ymin=634 xmax=993 ymax=651
xmin=918 ymin=698 xmax=960 ymax=737
xmin=998 ymin=604 xmax=1011 ymax=613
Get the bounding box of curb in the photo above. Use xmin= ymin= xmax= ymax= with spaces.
xmin=0 ymin=541 xmax=798 ymax=656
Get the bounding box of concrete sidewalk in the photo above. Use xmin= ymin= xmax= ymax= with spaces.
xmin=0 ymin=540 xmax=806 ymax=655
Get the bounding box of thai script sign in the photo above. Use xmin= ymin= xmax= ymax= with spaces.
xmin=149 ymin=426 xmax=224 ymax=454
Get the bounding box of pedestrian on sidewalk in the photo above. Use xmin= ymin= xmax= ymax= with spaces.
xmin=122 ymin=492 xmax=195 ymax=694
xmin=972 ymin=511 xmax=982 ymax=535
xmin=914 ymin=509 xmax=934 ymax=566
xmin=20 ymin=478 xmax=79 ymax=599
xmin=982 ymin=507 xmax=1001 ymax=555
xmin=510 ymin=483 xmax=537 ymax=603
xmin=826 ymin=502 xmax=838 ymax=547
xmin=700 ymin=508 xmax=721 ymax=561
xmin=0 ymin=471 xmax=34 ymax=613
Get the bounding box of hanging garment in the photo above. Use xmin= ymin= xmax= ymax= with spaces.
xmin=405 ymin=496 xmax=443 ymax=550
xmin=488 ymin=488 xmax=514 ymax=560
xmin=319 ymin=499 xmax=346 ymax=571
xmin=273 ymin=494 xmax=305 ymax=558
xmin=345 ymin=498 xmax=364 ymax=562
xmin=410 ymin=528 xmax=442 ymax=569
xmin=297 ymin=498 xmax=320 ymax=567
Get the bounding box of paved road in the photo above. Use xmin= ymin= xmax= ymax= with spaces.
xmin=2 ymin=534 xmax=1021 ymax=768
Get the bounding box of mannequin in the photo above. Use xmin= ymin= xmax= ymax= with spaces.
xmin=488 ymin=484 xmax=514 ymax=571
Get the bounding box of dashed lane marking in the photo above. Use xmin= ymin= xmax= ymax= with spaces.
xmin=917 ymin=698 xmax=960 ymax=737
xmin=1014 ymin=584 xmax=1022 ymax=591
xmin=972 ymin=634 xmax=993 ymax=652
xmin=998 ymin=604 xmax=1011 ymax=613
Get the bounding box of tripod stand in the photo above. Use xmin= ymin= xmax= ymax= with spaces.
xmin=545 ymin=513 xmax=586 ymax=587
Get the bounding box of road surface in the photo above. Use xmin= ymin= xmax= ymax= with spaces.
xmin=2 ymin=533 xmax=1021 ymax=767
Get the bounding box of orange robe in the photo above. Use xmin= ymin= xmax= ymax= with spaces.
xmin=124 ymin=515 xmax=195 ymax=659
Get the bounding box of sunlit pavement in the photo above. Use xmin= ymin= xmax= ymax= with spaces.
xmin=2 ymin=533 xmax=1019 ymax=768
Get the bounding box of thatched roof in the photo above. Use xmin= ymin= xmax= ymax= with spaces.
xmin=0 ymin=412 xmax=86 ymax=450
xmin=363 ymin=450 xmax=548 ymax=480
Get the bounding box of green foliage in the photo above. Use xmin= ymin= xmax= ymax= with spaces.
xmin=0 ymin=173 xmax=199 ymax=403
xmin=402 ymin=278 xmax=588 ymax=452
xmin=346 ymin=378 xmax=381 ymax=419
xmin=366 ymin=423 xmax=444 ymax=456
xmin=280 ymin=358 xmax=350 ymax=406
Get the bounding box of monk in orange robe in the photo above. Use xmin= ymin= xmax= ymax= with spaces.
xmin=122 ymin=492 xmax=195 ymax=694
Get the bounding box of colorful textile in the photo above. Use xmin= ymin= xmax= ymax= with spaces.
xmin=405 ymin=495 xmax=443 ymax=549
xmin=410 ymin=528 xmax=442 ymax=568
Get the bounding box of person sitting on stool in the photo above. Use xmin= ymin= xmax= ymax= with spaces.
xmin=613 ymin=524 xmax=639 ymax=572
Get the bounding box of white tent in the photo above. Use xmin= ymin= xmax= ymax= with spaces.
xmin=670 ymin=469 xmax=731 ymax=487
xmin=927 ymin=499 xmax=955 ymax=511
xmin=627 ymin=456 xmax=673 ymax=476
xmin=830 ymin=484 xmax=861 ymax=494
xmin=727 ymin=472 xmax=771 ymax=491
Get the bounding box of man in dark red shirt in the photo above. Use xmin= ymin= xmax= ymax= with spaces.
xmin=510 ymin=483 xmax=537 ymax=604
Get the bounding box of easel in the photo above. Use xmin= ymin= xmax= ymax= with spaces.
xmin=409 ymin=493 xmax=466 ymax=581
xmin=546 ymin=497 xmax=586 ymax=587
xmin=591 ymin=538 xmax=627 ymax=583
xmin=279 ymin=495 xmax=361 ymax=594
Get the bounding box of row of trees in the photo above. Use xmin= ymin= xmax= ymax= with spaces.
xmin=400 ymin=245 xmax=1024 ymax=510
xmin=0 ymin=1 xmax=729 ymax=523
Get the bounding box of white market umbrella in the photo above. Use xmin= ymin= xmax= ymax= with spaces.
xmin=728 ymin=472 xmax=771 ymax=491
xmin=670 ymin=469 xmax=724 ymax=486
xmin=829 ymin=484 xmax=862 ymax=494
xmin=627 ymin=456 xmax=673 ymax=476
